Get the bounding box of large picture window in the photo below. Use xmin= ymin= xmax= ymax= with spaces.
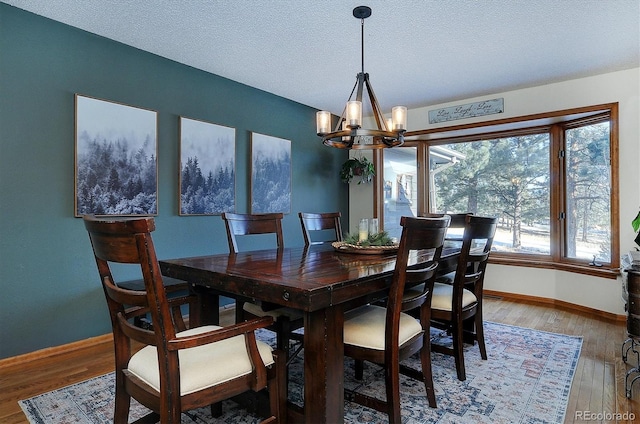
xmin=379 ymin=104 xmax=618 ymax=278
xmin=430 ymin=133 xmax=551 ymax=256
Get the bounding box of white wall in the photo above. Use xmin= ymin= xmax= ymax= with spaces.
xmin=349 ymin=68 xmax=640 ymax=315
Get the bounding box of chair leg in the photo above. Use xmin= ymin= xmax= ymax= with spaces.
xmin=113 ymin=372 xmax=131 ymax=424
xmin=452 ymin=321 xmax=466 ymax=381
xmin=354 ymin=359 xmax=364 ymax=380
xmin=159 ymin=399 xmax=182 ymax=424
xmin=475 ymin=313 xmax=487 ymax=360
xmin=276 ymin=318 xmax=291 ymax=355
xmin=419 ymin=333 xmax=437 ymax=408
xmin=384 ymin=361 xmax=402 ymax=424
xmin=210 ymin=402 xmax=223 ymax=417
xmin=275 ymin=321 xmax=291 ymax=409
xmin=268 ymin=351 xmax=287 ymax=424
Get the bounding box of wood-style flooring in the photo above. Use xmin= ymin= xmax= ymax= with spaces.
xmin=1 ymin=297 xmax=638 ymax=423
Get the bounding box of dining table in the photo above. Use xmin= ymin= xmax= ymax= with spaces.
xmin=159 ymin=242 xmax=458 ymax=423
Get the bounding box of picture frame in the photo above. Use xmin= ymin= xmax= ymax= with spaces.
xmin=179 ymin=117 xmax=236 ymax=215
xmin=74 ymin=94 xmax=158 ymax=217
xmin=251 ymin=132 xmax=291 ymax=214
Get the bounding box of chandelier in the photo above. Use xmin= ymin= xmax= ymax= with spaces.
xmin=316 ymin=6 xmax=406 ymax=149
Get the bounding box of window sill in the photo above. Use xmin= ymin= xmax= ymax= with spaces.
xmin=489 ymin=256 xmax=620 ymax=279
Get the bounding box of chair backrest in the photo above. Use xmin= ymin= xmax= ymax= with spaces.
xmin=298 ymin=212 xmax=343 ymax=246
xmin=83 ymin=216 xmax=188 ymax=354
xmin=451 ymin=215 xmax=498 ymax=306
xmin=221 ymin=212 xmax=284 ymax=253
xmin=420 ymin=212 xmax=471 ymax=246
xmin=386 ymin=215 xmax=450 ymax=344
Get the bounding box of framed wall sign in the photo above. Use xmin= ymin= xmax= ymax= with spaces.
xmin=251 ymin=132 xmax=291 ymax=214
xmin=179 ymin=117 xmax=235 ymax=215
xmin=74 ymin=94 xmax=158 ymax=216
xmin=428 ymin=98 xmax=504 ymax=124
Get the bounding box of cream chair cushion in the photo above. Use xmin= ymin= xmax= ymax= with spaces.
xmin=431 ymin=282 xmax=477 ymax=311
xmin=343 ymin=305 xmax=423 ymax=350
xmin=127 ymin=325 xmax=274 ymax=396
xmin=243 ymin=302 xmax=304 ymax=320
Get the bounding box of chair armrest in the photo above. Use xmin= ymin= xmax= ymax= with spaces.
xmin=167 ymin=316 xmax=274 ymax=351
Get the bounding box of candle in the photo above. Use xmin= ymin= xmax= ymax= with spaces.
xmin=369 ymin=218 xmax=379 ymax=236
xmin=359 ymin=218 xmax=369 ymax=242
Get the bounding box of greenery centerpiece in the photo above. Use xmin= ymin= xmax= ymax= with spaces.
xmin=343 ymin=230 xmax=396 ymax=247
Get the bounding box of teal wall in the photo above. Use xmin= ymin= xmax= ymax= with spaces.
xmin=0 ymin=4 xmax=348 ymax=359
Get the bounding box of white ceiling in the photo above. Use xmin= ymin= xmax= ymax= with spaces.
xmin=4 ymin=0 xmax=639 ymax=115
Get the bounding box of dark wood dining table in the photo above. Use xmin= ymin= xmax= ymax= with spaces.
xmin=159 ymin=243 xmax=457 ymax=423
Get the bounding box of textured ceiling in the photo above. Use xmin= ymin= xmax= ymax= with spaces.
xmin=3 ymin=0 xmax=639 ymax=115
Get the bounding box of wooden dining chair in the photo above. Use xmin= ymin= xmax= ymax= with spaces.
xmin=342 ymin=215 xmax=450 ymax=422
xmin=221 ymin=212 xmax=304 ymax=357
xmin=419 ymin=213 xmax=472 ymax=279
xmin=117 ymin=277 xmax=196 ymax=330
xmin=430 ymin=215 xmax=497 ymax=381
xmin=83 ymin=215 xmax=286 ymax=424
xmin=298 ymin=212 xmax=343 ymax=246
xmin=222 ymin=212 xmax=285 ymax=253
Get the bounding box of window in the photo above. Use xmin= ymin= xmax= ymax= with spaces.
xmin=378 ymin=104 xmax=618 ymax=278
xmin=382 ymin=147 xmax=417 ymax=239
xmin=564 ymin=121 xmax=612 ymax=263
xmin=430 ymin=133 xmax=551 ymax=256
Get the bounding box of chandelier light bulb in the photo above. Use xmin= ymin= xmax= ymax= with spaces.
xmin=346 ymin=101 xmax=362 ymax=128
xmin=386 ymin=117 xmax=394 ymax=132
xmin=316 ymin=111 xmax=331 ymax=135
xmin=392 ymin=106 xmax=407 ymax=130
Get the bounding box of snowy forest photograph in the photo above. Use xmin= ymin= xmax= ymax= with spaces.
xmin=180 ymin=118 xmax=235 ymax=215
xmin=251 ymin=133 xmax=291 ymax=214
xmin=75 ymin=95 xmax=157 ymax=216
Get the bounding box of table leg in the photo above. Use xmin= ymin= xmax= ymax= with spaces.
xmin=190 ymin=285 xmax=220 ymax=325
xmin=304 ymin=305 xmax=344 ymax=424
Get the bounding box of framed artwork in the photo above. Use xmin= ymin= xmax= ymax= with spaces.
xmin=251 ymin=132 xmax=291 ymax=214
xmin=74 ymin=94 xmax=157 ymax=217
xmin=179 ymin=117 xmax=235 ymax=215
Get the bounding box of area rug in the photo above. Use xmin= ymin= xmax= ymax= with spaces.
xmin=19 ymin=322 xmax=582 ymax=424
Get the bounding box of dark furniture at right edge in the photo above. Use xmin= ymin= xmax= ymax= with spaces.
xmin=623 ymin=268 xmax=640 ymax=397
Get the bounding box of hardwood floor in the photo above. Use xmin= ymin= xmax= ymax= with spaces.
xmin=1 ymin=297 xmax=638 ymax=423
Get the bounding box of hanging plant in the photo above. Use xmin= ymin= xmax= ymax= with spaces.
xmin=340 ymin=157 xmax=375 ymax=184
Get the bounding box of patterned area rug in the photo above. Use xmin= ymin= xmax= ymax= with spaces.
xmin=19 ymin=322 xmax=582 ymax=424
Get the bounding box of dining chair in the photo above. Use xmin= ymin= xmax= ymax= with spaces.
xmin=83 ymin=215 xmax=286 ymax=424
xmin=117 ymin=277 xmax=196 ymax=329
xmin=430 ymin=214 xmax=497 ymax=381
xmin=298 ymin=211 xmax=343 ymax=246
xmin=221 ymin=212 xmax=304 ymax=357
xmin=419 ymin=212 xmax=473 ymax=279
xmin=222 ymin=212 xmax=285 ymax=253
xmin=342 ymin=215 xmax=450 ymax=422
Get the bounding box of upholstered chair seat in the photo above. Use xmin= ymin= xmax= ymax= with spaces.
xmin=128 ymin=325 xmax=275 ymax=396
xmin=430 ymin=283 xmax=478 ymax=312
xmin=343 ymin=305 xmax=423 ymax=350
